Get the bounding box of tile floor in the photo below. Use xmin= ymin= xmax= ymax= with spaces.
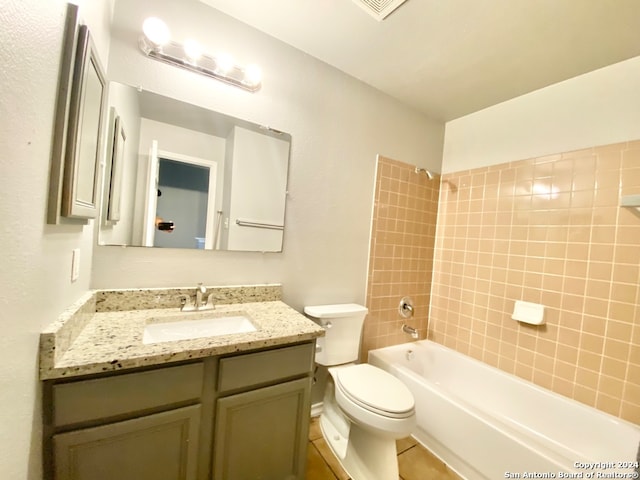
xmin=306 ymin=416 xmax=461 ymax=480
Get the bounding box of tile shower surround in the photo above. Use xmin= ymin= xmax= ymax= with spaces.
xmin=427 ymin=140 xmax=640 ymax=423
xmin=363 ymin=156 xmax=440 ymax=356
xmin=364 ymin=142 xmax=639 ymax=423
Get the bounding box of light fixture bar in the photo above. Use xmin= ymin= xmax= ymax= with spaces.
xmin=138 ymin=35 xmax=262 ymax=92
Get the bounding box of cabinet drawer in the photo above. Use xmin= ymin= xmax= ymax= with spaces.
xmin=218 ymin=343 xmax=314 ymax=393
xmin=53 ymin=362 xmax=204 ymax=427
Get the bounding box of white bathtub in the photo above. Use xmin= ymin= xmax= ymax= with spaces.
xmin=369 ymin=340 xmax=640 ymax=480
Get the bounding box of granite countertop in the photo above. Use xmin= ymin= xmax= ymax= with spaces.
xmin=40 ymin=286 xmax=324 ymax=380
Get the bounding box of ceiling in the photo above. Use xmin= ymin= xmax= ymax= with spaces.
xmin=199 ymin=0 xmax=640 ymax=121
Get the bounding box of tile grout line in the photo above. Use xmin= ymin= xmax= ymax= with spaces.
xmin=311 ymin=438 xmax=347 ymax=480
xmin=310 ymin=440 xmax=340 ymax=480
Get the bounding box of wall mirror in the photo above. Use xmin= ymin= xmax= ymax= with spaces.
xmin=99 ymin=81 xmax=291 ymax=252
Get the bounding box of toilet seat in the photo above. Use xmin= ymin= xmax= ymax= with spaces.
xmin=334 ymin=364 xmax=414 ymax=419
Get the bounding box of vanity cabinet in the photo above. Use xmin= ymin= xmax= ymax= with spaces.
xmin=213 ymin=344 xmax=313 ymax=479
xmin=53 ymin=405 xmax=201 ymax=480
xmin=214 ymin=379 xmax=311 ymax=479
xmin=43 ymin=342 xmax=314 ymax=480
xmin=46 ymin=362 xmax=205 ymax=480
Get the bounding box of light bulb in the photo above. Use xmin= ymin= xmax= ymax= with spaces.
xmin=214 ymin=53 xmax=234 ymax=74
xmin=243 ymin=64 xmax=262 ymax=86
xmin=183 ymin=38 xmax=202 ymax=61
xmin=142 ymin=17 xmax=170 ymax=46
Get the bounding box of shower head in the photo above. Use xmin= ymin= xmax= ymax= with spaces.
xmin=415 ymin=167 xmax=434 ymax=180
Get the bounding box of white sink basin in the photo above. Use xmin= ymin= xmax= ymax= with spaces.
xmin=142 ymin=313 xmax=257 ymax=344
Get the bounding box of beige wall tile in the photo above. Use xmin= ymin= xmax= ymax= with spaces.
xmin=363 ymin=156 xmax=440 ymax=358
xmin=596 ymin=393 xmax=622 ymax=417
xmin=366 ymin=141 xmax=638 ymax=423
xmin=426 ymin=140 xmax=640 ymax=422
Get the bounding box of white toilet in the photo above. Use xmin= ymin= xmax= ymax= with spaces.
xmin=304 ymin=304 xmax=416 ymax=480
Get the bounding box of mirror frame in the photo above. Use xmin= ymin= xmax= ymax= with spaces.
xmin=47 ymin=3 xmax=79 ymax=224
xmin=61 ymin=25 xmax=107 ymax=219
xmin=106 ymin=109 xmax=126 ymax=222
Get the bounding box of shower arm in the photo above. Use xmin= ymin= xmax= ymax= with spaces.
xmin=414 ymin=167 xmax=434 ymax=180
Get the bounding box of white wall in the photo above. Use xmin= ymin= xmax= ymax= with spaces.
xmin=138 ymin=119 xmax=226 ymax=164
xmin=442 ymin=55 xmax=640 ymax=173
xmin=0 ymin=1 xmax=111 ymax=478
xmin=92 ymin=0 xmax=445 ymax=310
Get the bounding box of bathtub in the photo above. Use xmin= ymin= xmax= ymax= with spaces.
xmin=369 ymin=340 xmax=640 ymax=480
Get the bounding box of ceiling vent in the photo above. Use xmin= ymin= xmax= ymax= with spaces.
xmin=352 ymin=0 xmax=408 ymax=21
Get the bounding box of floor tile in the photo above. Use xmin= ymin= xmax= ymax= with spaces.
xmin=398 ymin=445 xmax=460 ymax=480
xmin=312 ymin=437 xmax=350 ymax=480
xmin=309 ymin=416 xmax=323 ymax=441
xmin=396 ymin=436 xmax=417 ymax=454
xmin=306 ymin=443 xmax=338 ymax=480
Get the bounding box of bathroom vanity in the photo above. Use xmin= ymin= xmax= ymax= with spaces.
xmin=39 ymin=285 xmax=324 ymax=480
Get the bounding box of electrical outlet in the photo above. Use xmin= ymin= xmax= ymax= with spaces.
xmin=71 ymin=249 xmax=80 ymax=282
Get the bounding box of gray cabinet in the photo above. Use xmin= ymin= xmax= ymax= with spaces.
xmin=212 ymin=343 xmax=314 ymax=480
xmin=53 ymin=405 xmax=200 ymax=480
xmin=44 ymin=342 xmax=314 ymax=480
xmin=213 ymin=378 xmax=311 ymax=480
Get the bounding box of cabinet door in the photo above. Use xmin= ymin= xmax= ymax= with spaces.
xmin=213 ymin=377 xmax=311 ymax=480
xmin=53 ymin=405 xmax=200 ymax=480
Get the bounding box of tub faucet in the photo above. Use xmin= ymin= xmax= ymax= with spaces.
xmin=402 ymin=324 xmax=419 ymax=339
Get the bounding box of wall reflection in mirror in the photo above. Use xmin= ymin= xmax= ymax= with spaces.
xmin=99 ymin=82 xmax=290 ymax=252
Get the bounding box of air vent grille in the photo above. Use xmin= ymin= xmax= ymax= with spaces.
xmin=352 ymin=0 xmax=408 ymax=21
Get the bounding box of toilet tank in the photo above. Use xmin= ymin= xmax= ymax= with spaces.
xmin=304 ymin=304 xmax=368 ymax=366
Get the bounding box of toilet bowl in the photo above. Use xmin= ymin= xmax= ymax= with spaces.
xmin=333 ymin=363 xmax=415 ymax=432
xmin=304 ymin=304 xmax=416 ymax=480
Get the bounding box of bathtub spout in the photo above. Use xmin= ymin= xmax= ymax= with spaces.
xmin=402 ymin=324 xmax=419 ymax=339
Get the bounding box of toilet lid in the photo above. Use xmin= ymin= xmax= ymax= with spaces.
xmin=335 ymin=364 xmax=414 ymax=416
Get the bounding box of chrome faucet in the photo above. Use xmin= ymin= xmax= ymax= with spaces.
xmin=195 ymin=283 xmax=207 ymax=309
xmin=402 ymin=324 xmax=419 ymax=339
xmin=399 ymin=297 xmax=415 ymax=318
xmin=179 ymin=295 xmax=194 ymax=311
xmin=180 ymin=283 xmax=210 ymax=312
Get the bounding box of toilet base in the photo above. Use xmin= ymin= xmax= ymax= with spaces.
xmin=320 ymin=413 xmax=399 ymax=480
xmin=317 ymin=365 xmax=415 ymax=480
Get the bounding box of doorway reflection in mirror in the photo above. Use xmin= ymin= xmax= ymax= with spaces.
xmin=99 ymin=82 xmax=291 ymax=252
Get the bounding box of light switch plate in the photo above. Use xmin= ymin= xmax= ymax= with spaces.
xmin=71 ymin=248 xmax=80 ymax=282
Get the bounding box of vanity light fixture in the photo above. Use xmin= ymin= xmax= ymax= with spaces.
xmin=183 ymin=38 xmax=203 ymax=62
xmin=138 ymin=17 xmax=262 ymax=92
xmin=142 ymin=17 xmax=171 ymax=47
